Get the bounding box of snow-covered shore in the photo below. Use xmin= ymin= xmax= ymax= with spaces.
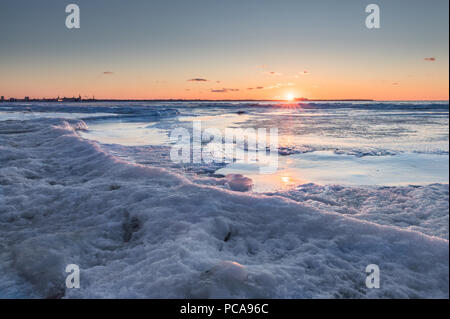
xmin=0 ymin=118 xmax=448 ymax=298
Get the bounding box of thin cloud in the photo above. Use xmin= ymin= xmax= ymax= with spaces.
xmin=210 ymin=88 xmax=240 ymax=93
xmin=293 ymin=71 xmax=311 ymax=78
xmin=103 ymin=71 xmax=114 ymax=75
xmin=266 ymin=71 xmax=283 ymax=76
xmin=294 ymin=71 xmax=310 ymax=78
xmin=424 ymin=57 xmax=436 ymax=62
xmin=247 ymin=86 xmax=264 ymax=90
xmin=187 ymin=78 xmax=208 ymax=82
xmin=265 ymin=82 xmax=294 ymax=90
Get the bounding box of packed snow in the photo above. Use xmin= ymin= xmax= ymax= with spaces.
xmin=0 ymin=116 xmax=448 ymax=298
xmin=0 ymin=101 xmax=448 ymax=298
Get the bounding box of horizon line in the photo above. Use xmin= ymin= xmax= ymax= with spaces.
xmin=1 ymin=98 xmax=449 ymax=103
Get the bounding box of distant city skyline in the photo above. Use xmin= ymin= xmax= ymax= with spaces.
xmin=0 ymin=94 xmax=378 ymax=102
xmin=0 ymin=0 xmax=448 ymax=100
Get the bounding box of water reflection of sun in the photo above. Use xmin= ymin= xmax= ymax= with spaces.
xmin=279 ymin=174 xmax=303 ymax=188
xmin=281 ymin=176 xmax=290 ymax=183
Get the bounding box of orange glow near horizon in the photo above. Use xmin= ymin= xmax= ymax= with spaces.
xmin=286 ymin=93 xmax=295 ymax=101
xmin=0 ymin=62 xmax=448 ymax=101
xmin=1 ymin=84 xmax=448 ymax=101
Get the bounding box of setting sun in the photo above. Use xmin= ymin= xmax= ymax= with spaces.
xmin=286 ymin=93 xmax=295 ymax=101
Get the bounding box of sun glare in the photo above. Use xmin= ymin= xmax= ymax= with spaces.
xmin=281 ymin=176 xmax=291 ymax=183
xmin=286 ymin=93 xmax=295 ymax=101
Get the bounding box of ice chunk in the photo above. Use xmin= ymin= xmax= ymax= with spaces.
xmin=225 ymin=174 xmax=253 ymax=192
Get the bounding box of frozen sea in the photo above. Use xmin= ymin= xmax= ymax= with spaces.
xmin=0 ymin=100 xmax=448 ymax=298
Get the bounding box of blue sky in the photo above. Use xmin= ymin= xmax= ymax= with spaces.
xmin=0 ymin=0 xmax=448 ymax=100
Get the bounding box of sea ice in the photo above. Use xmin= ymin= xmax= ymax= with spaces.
xmin=0 ymin=118 xmax=447 ymax=298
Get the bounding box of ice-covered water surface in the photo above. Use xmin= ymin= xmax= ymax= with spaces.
xmin=0 ymin=101 xmax=448 ymax=298
xmin=74 ymin=100 xmax=449 ymax=191
xmin=218 ymin=151 xmax=449 ymax=192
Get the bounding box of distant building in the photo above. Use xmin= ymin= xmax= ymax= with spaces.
xmin=0 ymin=96 xmax=4 ymax=102
xmin=42 ymin=97 xmax=58 ymax=102
xmin=24 ymin=96 xmax=30 ymax=101
xmin=9 ymin=98 xmax=17 ymax=102
xmin=61 ymin=95 xmax=82 ymax=102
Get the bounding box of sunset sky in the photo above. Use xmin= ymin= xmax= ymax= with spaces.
xmin=0 ymin=0 xmax=448 ymax=100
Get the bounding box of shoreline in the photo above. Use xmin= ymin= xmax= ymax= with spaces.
xmin=1 ymin=99 xmax=450 ymax=104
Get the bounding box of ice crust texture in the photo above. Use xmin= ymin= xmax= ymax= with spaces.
xmin=0 ymin=118 xmax=448 ymax=298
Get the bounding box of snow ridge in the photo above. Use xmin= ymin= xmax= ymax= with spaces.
xmin=0 ymin=119 xmax=448 ymax=298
